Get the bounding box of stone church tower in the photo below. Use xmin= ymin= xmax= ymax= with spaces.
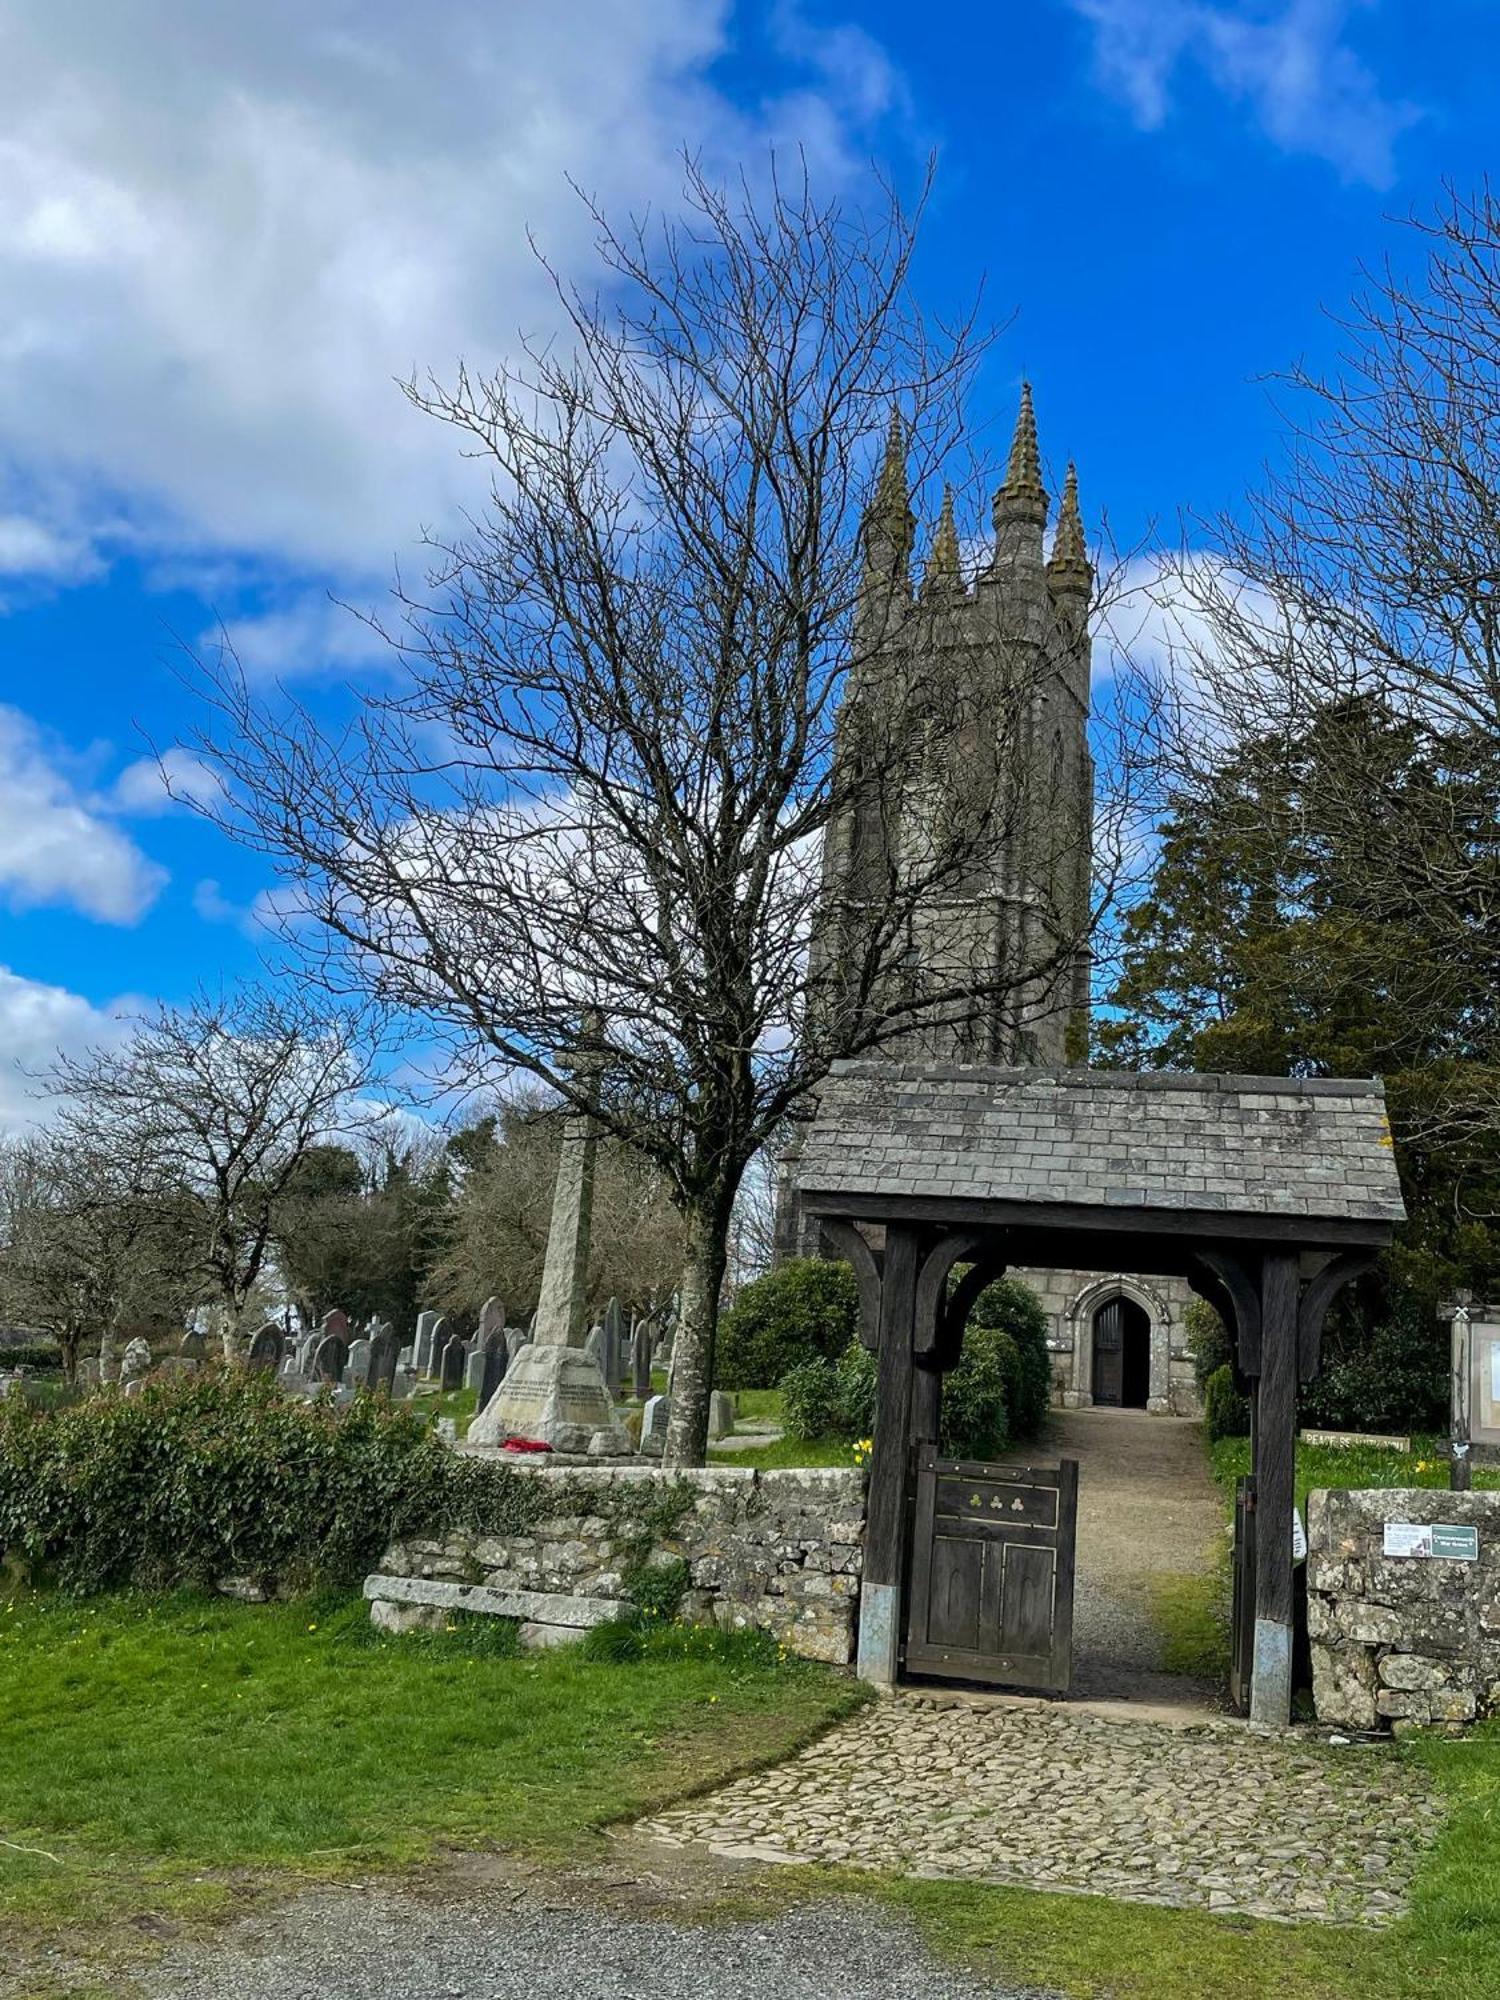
xmin=783 ymin=388 xmax=1200 ymax=1414
xmin=809 ymin=386 xmax=1095 ymax=1066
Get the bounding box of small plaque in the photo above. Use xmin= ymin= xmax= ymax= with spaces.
xmin=1292 ymin=1507 xmax=1307 ymax=1563
xmin=1383 ymin=1522 xmax=1479 ymax=1561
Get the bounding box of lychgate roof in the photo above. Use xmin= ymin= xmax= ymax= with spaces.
xmin=793 ymin=1065 xmax=1405 ymax=1225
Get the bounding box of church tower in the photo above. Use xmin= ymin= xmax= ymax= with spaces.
xmin=811 ymin=385 xmax=1095 ymax=1067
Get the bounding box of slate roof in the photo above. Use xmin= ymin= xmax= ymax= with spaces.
xmin=793 ymin=1065 xmax=1406 ymax=1225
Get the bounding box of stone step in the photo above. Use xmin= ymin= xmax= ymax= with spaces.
xmin=362 ymin=1572 xmax=618 ymax=1629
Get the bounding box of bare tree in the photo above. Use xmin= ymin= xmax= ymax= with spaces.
xmin=1150 ymin=183 xmax=1500 ymax=1148
xmin=0 ymin=1132 xmax=191 ymax=1382
xmin=182 ymin=161 xmax=1126 ymax=1461
xmin=42 ymin=989 xmax=375 ymax=1358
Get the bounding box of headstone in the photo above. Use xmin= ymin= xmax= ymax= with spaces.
xmin=247 ymin=1323 xmax=284 ymax=1371
xmin=312 ymin=1333 xmax=348 ymax=1384
xmin=413 ymin=1309 xmax=442 ymax=1376
xmin=426 ymin=1315 xmax=449 ymax=1381
xmin=368 ymin=1326 xmax=400 ymax=1394
xmin=478 ymin=1295 xmax=506 ymax=1346
xmin=180 ymin=1328 xmax=207 ymax=1363
xmin=439 ymin=1334 xmax=466 ymax=1392
xmin=464 ymin=1348 xmax=487 ymax=1395
xmin=505 ymin=1325 xmax=532 ymax=1366
xmin=640 ymin=1393 xmax=671 ymax=1457
xmin=296 ymin=1334 xmax=319 ymax=1375
xmin=601 ymin=1296 xmax=625 ymax=1395
xmin=708 ymin=1389 xmax=736 ymax=1440
xmin=321 ymin=1308 xmax=351 ymax=1343
xmin=631 ymin=1319 xmax=653 ymax=1401
xmin=119 ymin=1336 xmax=152 ymax=1388
xmin=346 ymin=1337 xmax=373 ymax=1388
xmin=477 ymin=1342 xmax=507 ymax=1413
xmin=583 ymin=1323 xmax=605 ymax=1371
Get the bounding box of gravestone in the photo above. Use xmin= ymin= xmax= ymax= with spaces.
xmin=312 ymin=1333 xmax=348 ymax=1384
xmin=477 ymin=1341 xmax=507 ymax=1413
xmin=368 ymin=1326 xmax=400 ymax=1394
xmin=247 ymin=1324 xmax=284 ymax=1371
xmin=321 ymin=1308 xmax=351 ymax=1343
xmin=630 ymin=1319 xmax=653 ymax=1400
xmin=426 ymin=1316 xmax=449 ymax=1381
xmin=464 ymin=1348 xmax=487 ymax=1394
xmin=346 ymin=1337 xmax=373 ymax=1388
xmin=439 ymin=1334 xmax=467 ymax=1392
xmin=413 ymin=1310 xmax=442 ymax=1376
xmin=295 ymin=1334 xmax=319 ymax=1375
xmin=505 ymin=1325 xmax=532 ymax=1366
xmin=708 ymin=1389 xmax=736 ymax=1440
xmin=180 ymin=1328 xmax=207 ymax=1364
xmin=478 ymin=1295 xmax=506 ymax=1346
xmin=640 ymin=1393 xmax=671 ymax=1457
xmin=120 ymin=1336 xmax=152 ymax=1389
xmin=601 ymin=1297 xmax=625 ymax=1396
xmin=583 ymin=1323 xmax=605 ymax=1373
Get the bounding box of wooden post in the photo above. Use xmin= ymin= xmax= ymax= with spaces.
xmin=911 ymin=1363 xmax=942 ymax=1446
xmin=856 ymin=1224 xmax=920 ymax=1686
xmin=1250 ymin=1248 xmax=1298 ymax=1727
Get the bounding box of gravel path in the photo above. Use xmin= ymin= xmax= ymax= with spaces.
xmin=1005 ymin=1408 xmax=1224 ymax=1706
xmin=139 ymin=1885 xmax=1055 ymax=2000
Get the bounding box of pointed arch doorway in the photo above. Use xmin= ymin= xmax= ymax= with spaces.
xmin=1091 ymin=1295 xmax=1151 ymax=1409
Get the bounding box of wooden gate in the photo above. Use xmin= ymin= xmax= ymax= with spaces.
xmin=904 ymin=1447 xmax=1079 ymax=1691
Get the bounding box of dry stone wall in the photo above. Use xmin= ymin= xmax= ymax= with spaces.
xmin=367 ymin=1464 xmax=865 ymax=1664
xmin=1308 ymin=1487 xmax=1500 ymax=1734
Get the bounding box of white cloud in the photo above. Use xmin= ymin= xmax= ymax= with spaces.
xmin=206 ymin=595 xmax=390 ymax=684
xmin=0 ymin=705 xmax=166 ymax=921
xmin=0 ymin=966 xmax=133 ymax=1136
xmin=110 ymin=748 xmax=224 ymax=816
xmin=0 ymin=513 xmax=96 ymax=580
xmin=0 ymin=1 xmax=903 ymax=589
xmin=1068 ymin=0 xmax=1419 ymax=184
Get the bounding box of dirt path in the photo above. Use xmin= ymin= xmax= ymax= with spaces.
xmin=1005 ymin=1407 xmax=1225 ymax=1708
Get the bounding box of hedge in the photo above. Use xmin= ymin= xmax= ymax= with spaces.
xmin=715 ymin=1258 xmax=859 ymax=1388
xmin=0 ymin=1368 xmax=687 ymax=1597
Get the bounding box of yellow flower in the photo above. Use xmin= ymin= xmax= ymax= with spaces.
xmin=307 ymin=1622 xmax=318 ymax=1632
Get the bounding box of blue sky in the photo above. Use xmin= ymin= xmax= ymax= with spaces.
xmin=0 ymin=0 xmax=1496 ymax=1128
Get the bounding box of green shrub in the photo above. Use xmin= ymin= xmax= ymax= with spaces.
xmin=834 ymin=1340 xmax=877 ymax=1438
xmin=1185 ymin=1299 xmax=1232 ymax=1391
xmin=624 ymin=1554 xmax=691 ymax=1622
xmin=716 ymin=1258 xmax=859 ymax=1389
xmin=1203 ymin=1364 xmax=1251 ymax=1442
xmin=941 ymin=1321 xmax=1012 ymax=1459
xmin=0 ymin=1340 xmax=64 ymax=1373
xmin=969 ymin=1277 xmax=1051 ymax=1439
xmin=780 ymin=1356 xmax=842 ymax=1441
xmin=0 ymin=1366 xmax=559 ymax=1596
xmin=1300 ymin=1295 xmax=1448 ymax=1434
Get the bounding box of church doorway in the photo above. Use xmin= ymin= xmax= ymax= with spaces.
xmin=1091 ymin=1296 xmax=1151 ymax=1410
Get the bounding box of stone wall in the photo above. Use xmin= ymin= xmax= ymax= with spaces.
xmin=366 ymin=1464 xmax=865 ymax=1664
xmin=1308 ymin=1487 xmax=1500 ymax=1734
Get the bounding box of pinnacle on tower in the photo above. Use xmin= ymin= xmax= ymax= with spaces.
xmin=992 ymin=381 xmax=1049 ymax=531
xmin=863 ymin=406 xmax=915 ymax=582
xmin=923 ymin=485 xmax=962 ymax=595
xmin=1047 ymin=462 xmax=1092 ymax=598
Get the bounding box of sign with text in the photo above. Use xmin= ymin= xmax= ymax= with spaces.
xmin=1383 ymin=1522 xmax=1480 ymax=1561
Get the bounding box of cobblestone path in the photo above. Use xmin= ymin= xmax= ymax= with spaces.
xmin=635 ymin=1694 xmax=1444 ymax=1925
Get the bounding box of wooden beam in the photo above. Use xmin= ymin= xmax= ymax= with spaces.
xmin=801 ymin=1187 xmax=1393 ymax=1252
xmin=1188 ymin=1247 xmax=1264 ymax=1377
xmin=913 ymin=1232 xmax=989 ymax=1358
xmin=1250 ymin=1248 xmax=1299 ymax=1728
xmin=911 ymin=1360 xmax=942 ymax=1446
xmin=934 ymin=1255 xmax=1009 ymax=1372
xmin=818 ymin=1219 xmax=885 ymax=1354
xmin=856 ymin=1222 xmax=921 ymax=1686
xmin=1297 ymin=1250 xmax=1375 ymax=1382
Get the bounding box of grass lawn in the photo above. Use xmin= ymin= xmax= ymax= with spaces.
xmin=1209 ymin=1432 xmax=1500 ymax=1515
xmin=0 ymin=1587 xmax=866 ymax=1987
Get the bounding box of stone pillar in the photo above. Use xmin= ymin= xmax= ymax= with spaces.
xmin=466 ymin=1078 xmax=628 ymax=1456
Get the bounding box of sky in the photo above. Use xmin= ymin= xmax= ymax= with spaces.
xmin=0 ymin=0 xmax=1496 ymax=1132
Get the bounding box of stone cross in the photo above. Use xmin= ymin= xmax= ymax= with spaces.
xmin=531 ymin=1096 xmax=598 ymax=1349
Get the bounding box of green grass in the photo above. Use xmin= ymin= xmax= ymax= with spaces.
xmin=1209 ymin=1432 xmax=1500 ymax=1516
xmin=708 ymin=1433 xmax=857 ymax=1469
xmin=1143 ymin=1550 xmax=1232 ymax=1679
xmin=407 ymin=1384 xmax=478 ymax=1434
xmin=731 ymin=1386 xmax=786 ymax=1422
xmin=0 ymin=1587 xmax=866 ymax=1979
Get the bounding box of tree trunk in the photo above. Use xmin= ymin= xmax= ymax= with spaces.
xmin=663 ymin=1204 xmax=729 ymax=1468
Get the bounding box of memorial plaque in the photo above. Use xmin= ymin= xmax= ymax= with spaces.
xmin=1383 ymin=1521 xmax=1480 ymax=1561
